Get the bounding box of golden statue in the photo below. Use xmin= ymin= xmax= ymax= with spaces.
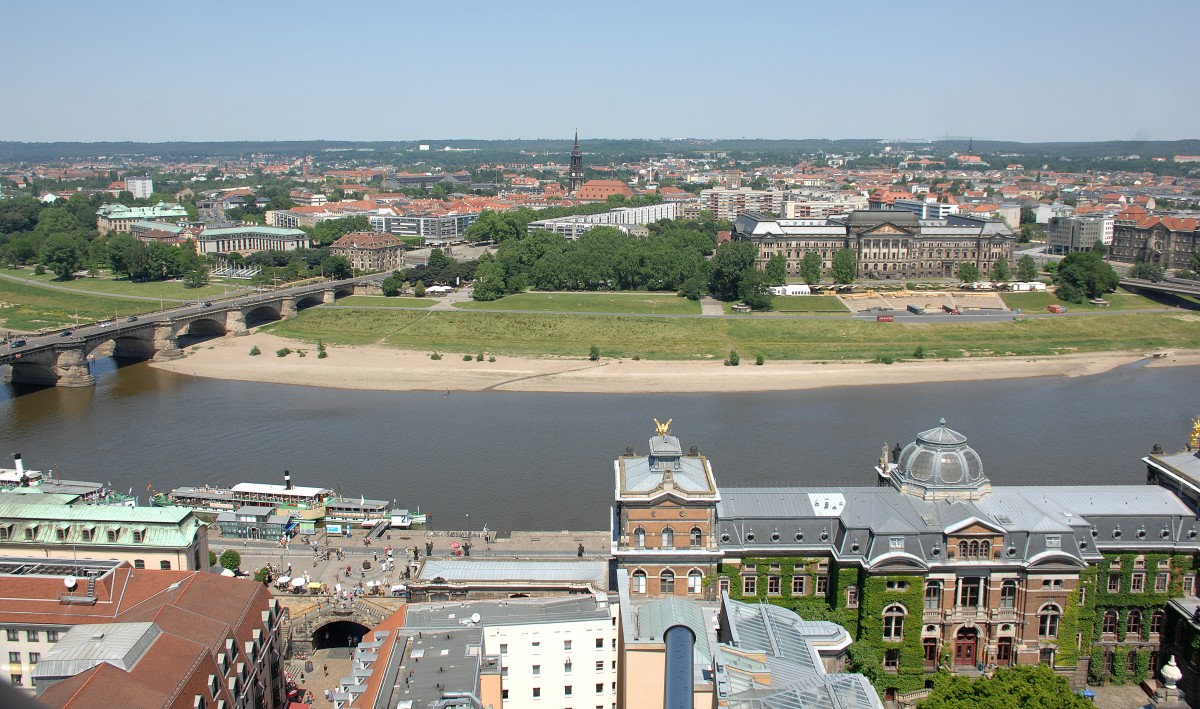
xmin=1189 ymin=416 xmax=1200 ymax=451
xmin=654 ymin=418 xmax=673 ymax=437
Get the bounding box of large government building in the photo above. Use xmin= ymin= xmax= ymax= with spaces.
xmin=612 ymin=419 xmax=1200 ymax=701
xmin=733 ymin=210 xmax=1015 ymax=281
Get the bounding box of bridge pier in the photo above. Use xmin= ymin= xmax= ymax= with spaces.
xmin=152 ymin=323 xmax=184 ymax=361
xmin=280 ymin=298 xmax=297 ymax=318
xmin=226 ymin=309 xmax=248 ymax=335
xmin=322 ymin=289 xmax=336 ymax=304
xmin=53 ymin=347 xmax=95 ymax=387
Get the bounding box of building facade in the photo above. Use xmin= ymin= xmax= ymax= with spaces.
xmin=1048 ymin=215 xmax=1115 ymax=255
xmin=613 ymin=421 xmax=1200 ymax=698
xmin=329 ymin=231 xmax=405 ymax=272
xmin=95 ymin=202 xmax=189 ymax=233
xmin=527 ymin=203 xmax=678 ymax=239
xmin=733 ymin=210 xmax=1015 ymax=280
xmin=1109 ymin=215 xmax=1200 ymax=269
xmin=125 ymin=177 xmax=154 ymax=200
xmin=194 ymin=226 xmax=311 ymax=255
xmin=700 ymin=188 xmax=790 ymax=221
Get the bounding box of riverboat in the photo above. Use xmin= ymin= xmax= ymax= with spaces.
xmin=0 ymin=454 xmax=137 ymax=507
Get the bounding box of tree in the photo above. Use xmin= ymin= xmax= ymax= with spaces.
xmin=708 ymin=241 xmax=758 ymax=300
xmin=1054 ymin=250 xmax=1119 ymax=303
xmin=183 ymin=263 xmax=210 ymax=288
xmin=765 ymin=253 xmax=787 ymax=286
xmin=957 ymin=262 xmax=981 ymax=283
xmin=39 ymin=233 xmax=85 ymax=279
xmin=308 ymin=215 xmax=371 ymax=246
xmin=413 ymin=280 xmax=426 ymax=297
xmin=799 ymin=252 xmax=822 ymax=286
xmin=921 ymin=665 xmax=1092 ymax=709
xmin=218 ymin=549 xmax=241 ymax=571
xmin=831 ymin=248 xmax=857 ymax=284
xmin=991 ymin=257 xmax=1011 ymax=282
xmin=381 ymin=274 xmax=403 ymax=297
xmin=1016 ymin=254 xmax=1039 ymax=282
xmin=470 ymin=255 xmax=506 ymax=301
xmin=320 ymin=255 xmax=352 ymax=279
xmin=1130 ymin=260 xmax=1166 ymax=282
xmin=739 ymin=268 xmax=774 ymax=311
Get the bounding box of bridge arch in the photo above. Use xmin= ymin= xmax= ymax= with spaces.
xmin=333 ymin=285 xmax=355 ymax=299
xmin=5 ymin=360 xmax=59 ymax=387
xmin=84 ymin=334 xmax=156 ymax=360
xmin=295 ymin=294 xmax=325 ymax=310
xmin=244 ymin=303 xmax=283 ymax=328
xmin=176 ymin=318 xmax=228 ymax=338
xmin=312 ymin=619 xmax=371 ymax=651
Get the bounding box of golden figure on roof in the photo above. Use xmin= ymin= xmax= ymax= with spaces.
xmin=1189 ymin=416 xmax=1200 ymax=451
xmin=654 ymin=418 xmax=673 ymax=437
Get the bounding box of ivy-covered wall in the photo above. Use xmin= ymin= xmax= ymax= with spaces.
xmin=718 ymin=559 xmax=932 ymax=694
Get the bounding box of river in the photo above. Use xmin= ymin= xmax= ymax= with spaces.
xmin=2 ymin=359 xmax=1197 ymax=531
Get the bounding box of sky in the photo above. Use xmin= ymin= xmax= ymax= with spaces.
xmin=3 ymin=0 xmax=1197 ymax=144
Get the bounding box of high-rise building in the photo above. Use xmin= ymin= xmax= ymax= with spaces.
xmin=125 ymin=177 xmax=154 ymax=200
xmin=567 ymin=131 xmax=584 ymax=194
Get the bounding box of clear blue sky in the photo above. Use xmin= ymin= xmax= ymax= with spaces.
xmin=5 ymin=0 xmax=1196 ymax=143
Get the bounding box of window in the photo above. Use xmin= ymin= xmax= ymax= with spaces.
xmin=564 ymin=640 xmax=572 ymax=651
xmin=889 ymin=536 xmax=905 ymax=549
xmin=1131 ymin=573 xmax=1145 ymax=593
xmin=1187 ymin=575 xmax=1197 ymax=596
xmin=884 ymin=649 xmax=899 ymax=669
xmin=767 ymin=576 xmax=780 ymax=595
xmin=595 ymin=661 xmax=604 ymax=671
xmin=816 ymin=575 xmax=828 ymax=595
xmin=742 ymin=575 xmax=757 ymax=595
xmin=26 ymin=630 xmax=39 ymax=642
xmin=595 ymin=684 xmax=604 ymax=694
xmin=923 ymin=639 xmax=939 ymax=666
xmin=6 ymin=629 xmax=18 ymax=642
xmin=659 ymin=570 xmax=674 ymax=594
xmin=10 ymin=674 xmax=21 ymax=686
xmin=1156 ymin=573 xmax=1170 ymax=593
xmin=501 ymin=666 xmax=508 ymax=677
xmin=690 ymin=527 xmax=702 ymax=548
xmin=501 ymin=690 xmax=509 ymax=700
xmin=133 ymin=530 xmax=144 ymax=543
xmin=500 ymin=643 xmax=507 ymax=654
xmin=1108 ymin=574 xmax=1120 ymax=592
xmin=719 ymin=577 xmax=730 ymax=595
xmin=1045 ymin=535 xmax=1061 ymax=548
xmin=595 ymin=638 xmax=603 ymax=649
xmin=688 ymin=570 xmax=703 ymax=594
xmin=1038 ymin=604 xmax=1061 ymax=638
xmin=1102 ymin=609 xmax=1118 ymax=635
xmin=81 ymin=528 xmax=93 ymax=542
xmin=924 ymin=581 xmax=941 ymax=610
xmin=959 ymin=578 xmax=982 ymax=608
xmin=134 ymin=559 xmax=145 ymax=569
xmin=1128 ymin=650 xmax=1139 ymax=674
xmin=532 ymin=641 xmax=541 ymax=650
xmin=1103 ymin=651 xmax=1115 ymax=675
xmin=8 ymin=652 xmax=18 ymax=663
xmin=107 ymin=530 xmax=118 ymax=542
xmin=24 ymin=527 xmax=35 ymax=540
xmin=846 ymin=586 xmax=859 ymax=609
xmin=661 ymin=527 xmax=674 ymax=548
xmin=1079 ymin=587 xmax=1087 ymax=607
xmin=532 ymin=688 xmax=541 ymax=699
xmin=1151 ymin=610 xmax=1165 ymax=634
xmin=160 ymin=560 xmax=171 ymax=570
xmin=565 ymin=685 xmax=572 ymax=696
xmin=564 ymin=660 xmax=572 ymax=674
xmin=632 ymin=570 xmax=646 ymax=594
xmin=1000 ymin=580 xmax=1017 ymax=609
xmin=533 ymin=665 xmax=541 ymax=676
xmin=882 ymin=605 xmax=906 ymax=641
xmin=1127 ymin=610 xmax=1142 ymax=636
xmin=28 ymin=652 xmax=38 ymax=665
xmin=632 ymin=527 xmax=645 ymax=548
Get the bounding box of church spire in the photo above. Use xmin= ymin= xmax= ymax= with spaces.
xmin=568 ymin=129 xmax=584 ymax=193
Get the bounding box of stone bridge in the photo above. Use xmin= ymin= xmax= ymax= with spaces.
xmin=282 ymin=596 xmax=402 ymax=657
xmin=0 ymin=277 xmax=374 ymax=387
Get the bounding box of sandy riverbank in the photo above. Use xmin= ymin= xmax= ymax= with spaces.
xmin=147 ymin=333 xmax=1200 ymax=394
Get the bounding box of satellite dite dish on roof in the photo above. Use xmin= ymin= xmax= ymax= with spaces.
xmin=64 ymin=576 xmax=77 ymax=590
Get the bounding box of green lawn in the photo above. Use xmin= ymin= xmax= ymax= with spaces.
xmin=724 ymin=295 xmax=849 ymax=315
xmin=1001 ymin=288 xmax=1173 ymax=312
xmin=455 ymin=291 xmax=701 ymax=315
xmin=336 ymin=295 xmax=435 ymax=308
xmin=264 ymin=308 xmax=1200 ymax=361
xmin=4 ymin=267 xmax=241 ymax=299
xmin=0 ymin=277 xmax=160 ymax=331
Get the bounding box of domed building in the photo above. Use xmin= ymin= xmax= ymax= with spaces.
xmin=885 ymin=418 xmax=991 ymax=500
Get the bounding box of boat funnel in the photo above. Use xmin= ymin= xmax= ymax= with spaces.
xmin=284 ymin=469 xmax=292 ymax=490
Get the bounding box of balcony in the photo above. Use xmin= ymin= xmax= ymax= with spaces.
xmin=992 ymin=608 xmax=1019 ymax=621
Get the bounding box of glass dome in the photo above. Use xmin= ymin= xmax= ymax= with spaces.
xmin=893 ymin=419 xmax=989 ymax=499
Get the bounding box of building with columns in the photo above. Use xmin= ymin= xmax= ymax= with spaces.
xmin=614 ymin=419 xmax=1200 ymax=699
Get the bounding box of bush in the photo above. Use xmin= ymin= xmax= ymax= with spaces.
xmin=488 ymin=355 xmax=496 ymax=362
xmin=913 ymin=345 xmax=926 ymax=359
xmin=475 ymin=352 xmax=484 ymax=362
xmin=725 ymin=349 xmax=740 ymax=366
xmin=463 ymin=354 xmax=473 ymax=361
xmin=632 ymin=354 xmax=641 ymax=361
xmin=755 ymin=354 xmax=764 ymax=365
xmin=275 ymin=348 xmax=292 ymax=357
xmin=297 ymin=350 xmax=306 ymax=357
xmin=33 ymin=264 xmax=45 ymax=275
xmin=1176 ymin=269 xmax=1196 ymax=280
xmin=317 ymin=340 xmax=328 ymax=359
xmin=413 ymin=281 xmax=426 ymax=298
xmin=875 ymin=354 xmax=894 ymax=364
xmin=249 ymin=345 xmax=261 ymax=356
xmin=589 ymin=345 xmax=600 ymax=361
xmin=218 ymin=549 xmax=241 ymax=571
xmin=209 ymin=550 xmax=218 ymax=567
xmin=430 ymin=352 xmax=442 ymax=360
xmin=253 ymin=567 xmax=270 ymax=584
xmin=906 ymin=282 xmax=916 ymax=290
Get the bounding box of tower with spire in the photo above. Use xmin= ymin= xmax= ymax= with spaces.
xmin=568 ymin=130 xmax=584 ymax=193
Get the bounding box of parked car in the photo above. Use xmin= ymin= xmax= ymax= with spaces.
xmin=9 ymin=339 xmax=26 ymax=348
xmin=60 ymin=330 xmax=73 ymax=337
xmin=202 ymin=302 xmax=213 ymax=308
xmin=126 ymin=315 xmax=139 ymax=322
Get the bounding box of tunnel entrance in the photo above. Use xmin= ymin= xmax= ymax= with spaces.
xmin=312 ymin=620 xmax=370 ymax=651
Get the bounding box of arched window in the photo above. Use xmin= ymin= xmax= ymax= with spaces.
xmin=1102 ymin=609 xmax=1118 ymax=635
xmin=924 ymin=581 xmax=941 ymax=610
xmin=1151 ymin=610 xmax=1165 ymax=635
xmin=660 ymin=569 xmax=675 ymax=593
xmin=980 ymin=541 xmax=991 ymax=558
xmin=1038 ymin=604 xmax=1061 ymax=638
xmin=882 ymin=604 xmax=907 ymax=641
xmin=632 ymin=570 xmax=646 ymax=594
xmin=661 ymin=527 xmax=674 ymax=549
xmin=958 ymin=541 xmax=968 ymax=558
xmin=1127 ymin=609 xmax=1142 ymax=636
xmin=688 ymin=570 xmax=703 ymax=594
xmin=633 ymin=527 xmax=646 ymax=548
xmin=969 ymin=540 xmax=979 ymax=558
xmin=690 ymin=527 xmax=703 ymax=548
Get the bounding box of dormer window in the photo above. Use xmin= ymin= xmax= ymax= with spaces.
xmin=25 ymin=526 xmax=37 ymax=540
xmin=0 ymin=524 xmax=11 ymax=541
xmin=133 ymin=529 xmax=146 ymax=544
xmin=55 ymin=528 xmax=68 ymax=542
xmin=107 ymin=529 xmax=119 ymax=543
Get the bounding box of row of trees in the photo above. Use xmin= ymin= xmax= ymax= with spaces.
xmin=381 ymin=249 xmax=478 ymax=295
xmin=464 ymin=194 xmax=666 ymax=244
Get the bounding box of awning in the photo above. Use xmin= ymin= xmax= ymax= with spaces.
xmin=291 ymin=578 xmax=305 ymax=587
xmin=308 ymin=582 xmax=322 ymax=589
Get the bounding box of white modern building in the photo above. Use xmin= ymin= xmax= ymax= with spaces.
xmin=125 ymin=177 xmax=154 ymax=200
xmin=890 ymin=197 xmax=960 ymax=219
xmin=527 ymin=202 xmax=678 ymax=239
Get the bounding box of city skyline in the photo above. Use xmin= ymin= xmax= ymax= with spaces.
xmin=4 ymin=0 xmax=1198 ymax=144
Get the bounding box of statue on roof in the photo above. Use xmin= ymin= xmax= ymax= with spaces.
xmin=654 ymin=418 xmax=672 ymax=437
xmin=1188 ymin=416 xmax=1200 ymax=451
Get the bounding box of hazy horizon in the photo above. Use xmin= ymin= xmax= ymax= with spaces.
xmin=5 ymin=0 xmax=1197 ymax=144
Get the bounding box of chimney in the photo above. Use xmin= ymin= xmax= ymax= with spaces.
xmin=14 ymin=454 xmax=24 ymax=477
xmin=284 ymin=470 xmax=292 ymax=490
